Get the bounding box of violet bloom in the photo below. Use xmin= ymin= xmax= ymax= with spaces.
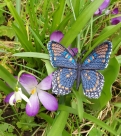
xmin=111 ymin=8 xmax=121 ymax=25
xmin=112 ymin=8 xmax=118 ymax=14
xmin=19 ymin=73 xmax=58 ymax=116
xmin=94 ymin=0 xmax=110 ymax=15
xmin=50 ymin=31 xmax=78 ymax=56
xmin=50 ymin=31 xmax=64 ymax=43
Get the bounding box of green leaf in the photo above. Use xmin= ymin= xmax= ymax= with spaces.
xmin=90 ymin=57 xmax=120 ymax=110
xmin=89 ymin=128 xmax=103 ymax=136
xmin=0 ymin=25 xmax=15 ymax=39
xmin=0 ymin=50 xmax=6 ymax=53
xmin=61 ymin=0 xmax=104 ymax=47
xmin=58 ymin=105 xmax=117 ymax=135
xmin=112 ymin=31 xmax=121 ymax=54
xmin=4 ymin=0 xmax=35 ymax=52
xmin=57 ymin=13 xmax=72 ymax=31
xmin=73 ymin=90 xmax=84 ymax=121
xmin=39 ymin=112 xmax=70 ymax=136
xmin=12 ymin=24 xmax=35 ymax=52
xmin=4 ymin=0 xmax=27 ymax=36
xmin=114 ymin=103 xmax=121 ymax=108
xmin=0 ymin=65 xmax=17 ymax=90
xmin=13 ymin=52 xmax=49 ymax=59
xmin=0 ymin=123 xmax=9 ymax=131
xmin=58 ymin=105 xmax=77 ymax=114
xmin=0 ymin=65 xmax=28 ymax=95
xmin=39 ymin=113 xmax=53 ymax=124
xmin=42 ymin=59 xmax=55 ymax=75
xmin=40 ymin=0 xmax=51 ymax=42
xmin=51 ymin=0 xmax=66 ymax=32
xmin=7 ymin=125 xmax=14 ymax=133
xmin=0 ymin=3 xmax=6 ymax=8
xmin=0 ymin=80 xmax=14 ymax=94
xmin=47 ymin=111 xmax=69 ymax=136
xmin=116 ymin=55 xmax=121 ymax=64
xmin=0 ymin=11 xmax=5 ymax=25
xmin=73 ymin=0 xmax=81 ymax=18
xmin=83 ymin=112 xmax=117 ymax=135
xmin=29 ymin=27 xmax=47 ymax=53
xmin=17 ymin=113 xmax=35 ymax=131
xmin=83 ymin=23 xmax=121 ymax=61
xmin=93 ymin=24 xmax=121 ymax=47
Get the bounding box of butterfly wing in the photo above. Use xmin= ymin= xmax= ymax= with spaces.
xmin=47 ymin=41 xmax=77 ymax=68
xmin=82 ymin=41 xmax=112 ymax=70
xmin=52 ymin=68 xmax=77 ymax=95
xmin=81 ymin=70 xmax=104 ymax=98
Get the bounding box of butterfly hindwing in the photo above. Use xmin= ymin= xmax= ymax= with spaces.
xmin=81 ymin=70 xmax=104 ymax=98
xmin=82 ymin=41 xmax=112 ymax=70
xmin=52 ymin=68 xmax=77 ymax=95
xmin=47 ymin=41 xmax=77 ymax=68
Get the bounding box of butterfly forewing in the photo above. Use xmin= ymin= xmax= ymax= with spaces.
xmin=82 ymin=41 xmax=112 ymax=70
xmin=47 ymin=41 xmax=77 ymax=68
xmin=52 ymin=68 xmax=77 ymax=95
xmin=81 ymin=70 xmax=104 ymax=98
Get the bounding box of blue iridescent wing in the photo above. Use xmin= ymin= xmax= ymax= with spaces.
xmin=81 ymin=70 xmax=104 ymax=98
xmin=47 ymin=41 xmax=77 ymax=68
xmin=82 ymin=41 xmax=112 ymax=70
xmin=52 ymin=68 xmax=77 ymax=95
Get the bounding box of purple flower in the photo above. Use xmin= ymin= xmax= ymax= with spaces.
xmin=50 ymin=31 xmax=78 ymax=56
xmin=112 ymin=8 xmax=118 ymax=14
xmin=50 ymin=31 xmax=64 ymax=43
xmin=111 ymin=17 xmax=121 ymax=25
xmin=94 ymin=0 xmax=110 ymax=15
xmin=67 ymin=46 xmax=78 ymax=57
xmin=111 ymin=8 xmax=121 ymax=25
xmin=93 ymin=0 xmax=121 ymax=25
xmin=19 ymin=73 xmax=58 ymax=116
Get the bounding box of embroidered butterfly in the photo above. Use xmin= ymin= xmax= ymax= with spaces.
xmin=47 ymin=41 xmax=112 ymax=99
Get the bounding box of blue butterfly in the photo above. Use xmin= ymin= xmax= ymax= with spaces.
xmin=47 ymin=41 xmax=112 ymax=99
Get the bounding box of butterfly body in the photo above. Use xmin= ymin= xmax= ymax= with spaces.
xmin=47 ymin=40 xmax=112 ymax=99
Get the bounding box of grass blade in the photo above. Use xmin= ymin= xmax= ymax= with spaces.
xmin=13 ymin=52 xmax=49 ymax=59
xmin=51 ymin=0 xmax=66 ymax=32
xmin=61 ymin=0 xmax=104 ymax=46
xmin=47 ymin=111 xmax=69 ymax=136
xmin=59 ymin=105 xmax=118 ymax=135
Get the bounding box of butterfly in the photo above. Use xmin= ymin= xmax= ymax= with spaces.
xmin=47 ymin=41 xmax=112 ymax=99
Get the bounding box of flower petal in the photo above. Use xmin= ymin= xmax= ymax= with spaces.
xmin=38 ymin=91 xmax=58 ymax=111
xmin=111 ymin=17 xmax=121 ymax=25
xmin=4 ymin=92 xmax=14 ymax=103
xmin=50 ymin=31 xmax=64 ymax=42
xmin=19 ymin=73 xmax=38 ymax=93
xmin=15 ymin=91 xmax=22 ymax=103
xmin=18 ymin=88 xmax=31 ymax=106
xmin=99 ymin=0 xmax=110 ymax=11
xmin=26 ymin=93 xmax=40 ymax=116
xmin=37 ymin=74 xmax=52 ymax=90
xmin=67 ymin=47 xmax=78 ymax=56
xmin=94 ymin=9 xmax=102 ymax=15
xmin=94 ymin=0 xmax=110 ymax=15
xmin=112 ymin=8 xmax=119 ymax=14
xmin=9 ymin=93 xmax=15 ymax=105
